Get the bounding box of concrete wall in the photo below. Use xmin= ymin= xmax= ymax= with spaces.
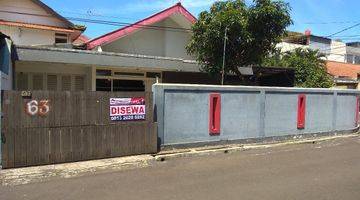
xmin=0 ymin=25 xmax=57 ymax=46
xmin=328 ymin=40 xmax=346 ymax=63
xmin=153 ymin=84 xmax=360 ymax=146
xmin=0 ymin=0 xmax=72 ymax=46
xmin=15 ymin=61 xmax=92 ymax=91
xmin=276 ymin=42 xmax=307 ymax=52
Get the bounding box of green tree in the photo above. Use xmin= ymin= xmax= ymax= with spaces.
xmin=186 ymin=0 xmax=292 ymax=79
xmin=263 ymin=48 xmax=333 ymax=88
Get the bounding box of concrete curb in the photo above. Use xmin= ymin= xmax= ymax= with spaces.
xmin=0 ymin=155 xmax=154 ymax=186
xmin=1 ymin=133 xmax=358 ymax=186
xmin=154 ymin=133 xmax=359 ymax=161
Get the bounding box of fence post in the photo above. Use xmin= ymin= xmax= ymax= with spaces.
xmin=259 ymin=90 xmax=266 ymax=137
xmin=332 ymin=91 xmax=337 ymax=132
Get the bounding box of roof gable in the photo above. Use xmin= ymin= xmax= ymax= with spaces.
xmin=30 ymin=0 xmax=75 ymax=28
xmin=87 ymin=3 xmax=196 ymax=50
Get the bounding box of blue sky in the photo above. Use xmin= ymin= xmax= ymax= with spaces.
xmin=42 ymin=0 xmax=360 ymax=41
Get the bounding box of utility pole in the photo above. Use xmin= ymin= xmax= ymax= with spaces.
xmin=221 ymin=27 xmax=228 ymax=85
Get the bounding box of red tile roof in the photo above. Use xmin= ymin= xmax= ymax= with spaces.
xmin=73 ymin=34 xmax=90 ymax=45
xmin=86 ymin=3 xmax=196 ymax=50
xmin=326 ymin=61 xmax=360 ymax=79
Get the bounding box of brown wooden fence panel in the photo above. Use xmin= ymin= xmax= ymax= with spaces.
xmin=1 ymin=91 xmax=157 ymax=168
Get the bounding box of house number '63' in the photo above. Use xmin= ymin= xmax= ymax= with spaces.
xmin=25 ymin=100 xmax=50 ymax=116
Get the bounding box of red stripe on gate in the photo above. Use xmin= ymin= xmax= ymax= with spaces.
xmin=209 ymin=93 xmax=221 ymax=135
xmin=297 ymin=94 xmax=306 ymax=129
xmin=356 ymin=96 xmax=359 ymax=126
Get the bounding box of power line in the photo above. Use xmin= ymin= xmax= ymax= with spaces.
xmin=0 ymin=10 xmax=192 ymax=33
xmin=66 ymin=17 xmax=192 ymax=33
xmin=59 ymin=10 xmax=140 ymax=22
xmin=304 ymin=20 xmax=360 ymax=25
xmin=327 ymin=22 xmax=360 ymax=37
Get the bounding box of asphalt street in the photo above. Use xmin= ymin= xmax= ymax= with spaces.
xmin=1 ymin=136 xmax=360 ymax=200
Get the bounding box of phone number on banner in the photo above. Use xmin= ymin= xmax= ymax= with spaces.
xmin=110 ymin=115 xmax=146 ymax=121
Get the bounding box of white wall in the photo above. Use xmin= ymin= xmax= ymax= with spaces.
xmin=164 ymin=18 xmax=192 ymax=59
xmin=0 ymin=0 xmax=68 ymax=28
xmin=0 ymin=25 xmax=56 ymax=45
xmin=102 ymin=17 xmax=194 ymax=60
xmin=103 ymin=21 xmax=165 ymax=57
xmin=276 ymin=42 xmax=307 ymax=52
xmin=327 ymin=40 xmax=346 ymax=63
xmin=15 ymin=61 xmax=92 ymax=90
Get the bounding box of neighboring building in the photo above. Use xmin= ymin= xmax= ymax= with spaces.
xmin=280 ymin=31 xmax=360 ymax=89
xmin=0 ymin=0 xmax=86 ymax=90
xmin=278 ymin=33 xmax=347 ymax=63
xmin=73 ymin=34 xmax=90 ymax=46
xmin=0 ymin=0 xmax=85 ymax=46
xmin=326 ymin=61 xmax=360 ymax=89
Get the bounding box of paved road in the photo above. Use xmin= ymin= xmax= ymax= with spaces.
xmin=2 ymin=136 xmax=360 ymax=200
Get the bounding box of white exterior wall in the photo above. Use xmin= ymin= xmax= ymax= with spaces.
xmin=0 ymin=25 xmax=56 ymax=45
xmin=0 ymin=0 xmax=72 ymax=45
xmin=103 ymin=21 xmax=165 ymax=56
xmin=0 ymin=0 xmax=67 ymax=28
xmin=164 ymin=18 xmax=192 ymax=60
xmin=276 ymin=42 xmax=307 ymax=52
xmin=15 ymin=61 xmax=92 ymax=90
xmin=328 ymin=40 xmax=346 ymax=63
xmin=102 ymin=18 xmax=193 ymax=60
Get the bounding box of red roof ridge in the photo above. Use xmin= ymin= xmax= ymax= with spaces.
xmin=86 ymin=3 xmax=196 ymax=49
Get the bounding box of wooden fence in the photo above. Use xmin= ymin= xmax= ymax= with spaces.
xmin=1 ymin=91 xmax=157 ymax=168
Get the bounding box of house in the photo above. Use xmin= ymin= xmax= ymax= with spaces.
xmin=0 ymin=0 xmax=86 ymax=90
xmin=73 ymin=35 xmax=90 ymax=46
xmin=0 ymin=0 xmax=85 ymax=46
xmin=9 ymin=2 xmax=294 ymax=93
xmin=326 ymin=61 xmax=360 ymax=89
xmin=279 ymin=31 xmax=360 ymax=89
xmin=278 ymin=31 xmax=347 ymax=63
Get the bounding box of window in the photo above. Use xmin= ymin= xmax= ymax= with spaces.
xmin=96 ymin=79 xmax=111 ymax=91
xmin=355 ymin=56 xmax=360 ymax=64
xmin=16 ymin=73 xmax=29 ymax=90
xmin=47 ymin=75 xmax=58 ymax=90
xmin=146 ymin=72 xmax=161 ymax=78
xmin=113 ymin=80 xmax=145 ymax=91
xmin=113 ymin=72 xmax=144 ymax=77
xmin=75 ymin=76 xmax=85 ymax=91
xmin=16 ymin=73 xmax=86 ymax=91
xmin=61 ymin=75 xmax=71 ymax=91
xmin=96 ymin=69 xmax=112 ymax=76
xmin=347 ymin=54 xmax=355 ymax=64
xmin=55 ymin=33 xmax=68 ymax=44
xmin=32 ymin=74 xmax=44 ymax=90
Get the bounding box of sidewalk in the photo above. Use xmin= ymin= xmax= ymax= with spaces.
xmin=1 ymin=133 xmax=358 ymax=186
